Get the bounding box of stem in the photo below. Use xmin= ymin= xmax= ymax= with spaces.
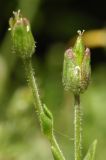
xmin=23 ymin=58 xmax=43 ymax=114
xmin=74 ymin=94 xmax=82 ymax=160
xmin=23 ymin=58 xmax=65 ymax=160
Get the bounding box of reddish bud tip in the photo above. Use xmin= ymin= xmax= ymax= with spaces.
xmin=65 ymin=48 xmax=74 ymax=59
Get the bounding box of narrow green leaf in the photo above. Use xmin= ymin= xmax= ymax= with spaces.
xmin=83 ymin=140 xmax=97 ymax=160
xmin=51 ymin=146 xmax=64 ymax=160
xmin=40 ymin=104 xmax=53 ymax=138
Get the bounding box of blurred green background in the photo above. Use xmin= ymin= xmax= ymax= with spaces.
xmin=0 ymin=0 xmax=106 ymax=159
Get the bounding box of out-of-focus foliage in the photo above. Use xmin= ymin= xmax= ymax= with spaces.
xmin=0 ymin=0 xmax=106 ymax=160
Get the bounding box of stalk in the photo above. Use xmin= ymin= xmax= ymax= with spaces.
xmin=23 ymin=57 xmax=65 ymax=160
xmin=74 ymin=94 xmax=82 ymax=160
xmin=23 ymin=58 xmax=43 ymax=114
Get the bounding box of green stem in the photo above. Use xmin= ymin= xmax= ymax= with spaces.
xmin=23 ymin=58 xmax=43 ymax=114
xmin=74 ymin=94 xmax=82 ymax=160
xmin=23 ymin=57 xmax=65 ymax=160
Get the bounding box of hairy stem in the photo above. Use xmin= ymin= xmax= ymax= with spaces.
xmin=74 ymin=94 xmax=82 ymax=160
xmin=23 ymin=58 xmax=43 ymax=114
xmin=23 ymin=58 xmax=65 ymax=160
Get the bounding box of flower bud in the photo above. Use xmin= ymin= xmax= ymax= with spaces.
xmin=62 ymin=30 xmax=91 ymax=94
xmin=9 ymin=10 xmax=35 ymax=59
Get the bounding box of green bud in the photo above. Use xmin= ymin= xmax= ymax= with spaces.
xmin=9 ymin=10 xmax=35 ymax=59
xmin=62 ymin=30 xmax=91 ymax=94
xmin=40 ymin=104 xmax=53 ymax=139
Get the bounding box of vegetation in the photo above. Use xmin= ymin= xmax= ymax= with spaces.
xmin=0 ymin=0 xmax=106 ymax=160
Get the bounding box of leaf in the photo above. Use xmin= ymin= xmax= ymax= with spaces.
xmin=83 ymin=139 xmax=97 ymax=160
xmin=40 ymin=104 xmax=53 ymax=138
xmin=51 ymin=146 xmax=61 ymax=160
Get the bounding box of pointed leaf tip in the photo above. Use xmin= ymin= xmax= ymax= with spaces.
xmin=83 ymin=139 xmax=97 ymax=160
